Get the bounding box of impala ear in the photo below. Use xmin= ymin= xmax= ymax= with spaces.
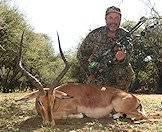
xmin=15 ymin=90 xmax=39 ymax=102
xmin=54 ymin=90 xmax=73 ymax=99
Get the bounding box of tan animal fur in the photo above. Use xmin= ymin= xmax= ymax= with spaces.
xmin=19 ymin=83 xmax=146 ymax=126
xmin=17 ymin=32 xmax=146 ymax=127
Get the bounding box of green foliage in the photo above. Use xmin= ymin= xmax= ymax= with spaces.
xmin=23 ymin=33 xmax=56 ymax=85
xmin=0 ymin=1 xmax=79 ymax=92
xmin=63 ymin=52 xmax=86 ymax=83
xmin=123 ymin=18 xmax=162 ymax=93
xmin=138 ymin=62 xmax=159 ymax=92
xmin=0 ymin=2 xmax=28 ymax=92
xmin=0 ymin=2 xmax=57 ymax=92
xmin=122 ymin=20 xmax=137 ymax=31
xmin=0 ymin=2 xmax=162 ymax=94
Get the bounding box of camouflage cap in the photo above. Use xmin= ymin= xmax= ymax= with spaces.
xmin=106 ymin=6 xmax=121 ymax=15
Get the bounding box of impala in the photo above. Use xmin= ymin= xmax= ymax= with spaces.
xmin=17 ymin=32 xmax=146 ymax=127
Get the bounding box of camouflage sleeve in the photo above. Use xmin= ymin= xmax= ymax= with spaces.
xmin=77 ymin=32 xmax=95 ymax=74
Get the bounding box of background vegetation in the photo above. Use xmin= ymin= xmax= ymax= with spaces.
xmin=0 ymin=1 xmax=162 ymax=93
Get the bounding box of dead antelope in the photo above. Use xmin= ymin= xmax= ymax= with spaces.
xmin=17 ymin=32 xmax=146 ymax=127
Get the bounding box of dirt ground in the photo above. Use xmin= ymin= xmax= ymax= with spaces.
xmin=0 ymin=93 xmax=162 ymax=132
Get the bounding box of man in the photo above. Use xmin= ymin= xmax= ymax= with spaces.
xmin=77 ymin=6 xmax=134 ymax=91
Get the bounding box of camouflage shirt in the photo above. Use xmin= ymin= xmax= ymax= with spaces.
xmin=77 ymin=26 xmax=134 ymax=90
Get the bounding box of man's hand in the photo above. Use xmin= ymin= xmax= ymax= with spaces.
xmin=115 ymin=50 xmax=126 ymax=61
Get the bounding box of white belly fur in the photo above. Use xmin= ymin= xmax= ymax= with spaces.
xmin=78 ymin=105 xmax=113 ymax=118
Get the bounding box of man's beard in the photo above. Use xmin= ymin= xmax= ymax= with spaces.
xmin=107 ymin=23 xmax=119 ymax=32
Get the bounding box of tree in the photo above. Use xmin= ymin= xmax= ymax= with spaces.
xmin=0 ymin=2 xmax=56 ymax=92
xmin=123 ymin=18 xmax=162 ymax=93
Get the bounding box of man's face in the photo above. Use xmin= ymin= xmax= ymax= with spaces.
xmin=106 ymin=12 xmax=121 ymax=32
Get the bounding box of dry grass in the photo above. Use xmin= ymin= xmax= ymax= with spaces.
xmin=0 ymin=92 xmax=162 ymax=132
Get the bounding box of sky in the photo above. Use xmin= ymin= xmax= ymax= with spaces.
xmin=9 ymin=0 xmax=162 ymax=52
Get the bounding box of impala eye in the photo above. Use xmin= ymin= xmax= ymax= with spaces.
xmin=38 ymin=100 xmax=43 ymax=107
xmin=137 ymin=104 xmax=142 ymax=111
